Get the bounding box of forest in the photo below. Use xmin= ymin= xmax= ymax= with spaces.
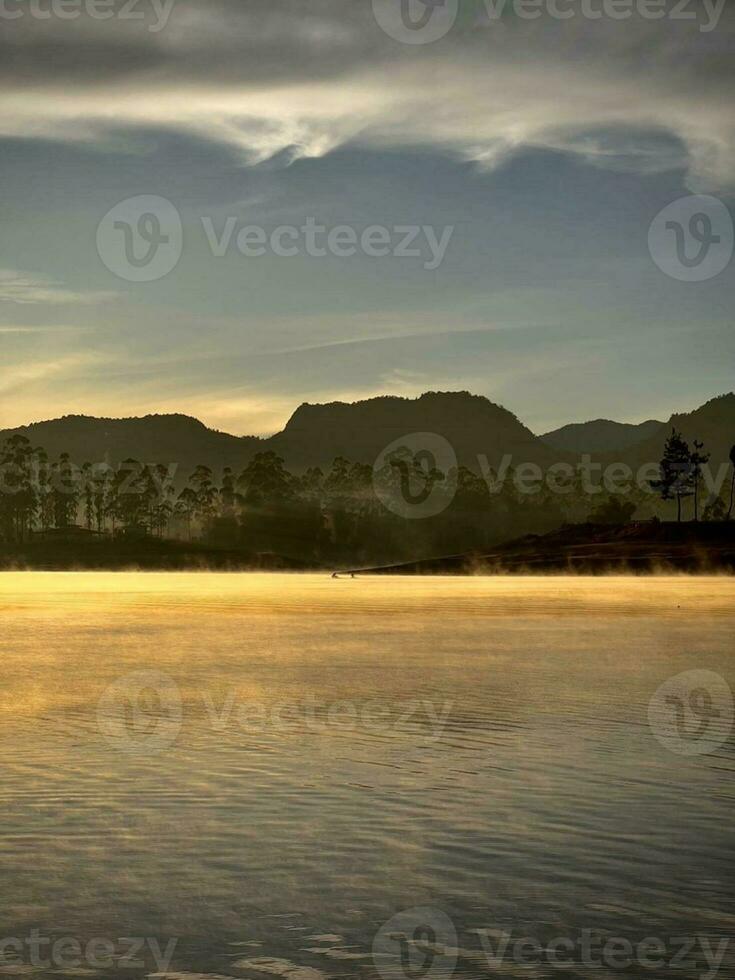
xmin=1 ymin=430 xmax=733 ymax=567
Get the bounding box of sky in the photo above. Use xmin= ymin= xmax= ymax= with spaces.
xmin=0 ymin=0 xmax=733 ymax=436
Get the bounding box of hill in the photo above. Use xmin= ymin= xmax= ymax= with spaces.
xmin=0 ymin=413 xmax=261 ymax=476
xmin=1 ymin=390 xmax=733 ymax=478
xmin=267 ymin=391 xmax=568 ymax=470
xmin=541 ymin=418 xmax=664 ymax=454
xmin=614 ymin=394 xmax=735 ymax=472
xmin=0 ymin=392 xmax=571 ymax=476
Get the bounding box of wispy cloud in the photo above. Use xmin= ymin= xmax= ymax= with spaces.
xmin=0 ymin=3 xmax=733 ymax=190
xmin=0 ymin=324 xmax=87 ymax=334
xmin=0 ymin=269 xmax=116 ymax=306
xmin=0 ymin=352 xmax=104 ymax=396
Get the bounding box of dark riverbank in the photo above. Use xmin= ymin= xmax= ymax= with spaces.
xmin=345 ymin=522 xmax=735 ymax=575
xmin=0 ymin=535 xmax=314 ymax=571
xmin=2 ymin=521 xmax=734 ymax=573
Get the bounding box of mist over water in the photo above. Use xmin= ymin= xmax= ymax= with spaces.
xmin=1 ymin=573 xmax=733 ymax=980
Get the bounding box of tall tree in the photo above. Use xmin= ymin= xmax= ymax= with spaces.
xmin=0 ymin=436 xmax=38 ymax=542
xmin=90 ymin=463 xmax=113 ymax=533
xmin=175 ymin=487 xmax=197 ymax=540
xmin=148 ymin=464 xmax=175 ymax=537
xmin=728 ymin=445 xmax=735 ymax=521
xmin=238 ymin=452 xmax=295 ymax=506
xmin=108 ymin=459 xmax=146 ymax=532
xmin=689 ymin=440 xmax=710 ymax=522
xmin=219 ymin=467 xmax=239 ymax=519
xmin=81 ymin=463 xmax=95 ymax=531
xmin=189 ymin=464 xmax=218 ymax=531
xmin=50 ymin=453 xmax=80 ymax=530
xmin=650 ymin=429 xmax=693 ymax=522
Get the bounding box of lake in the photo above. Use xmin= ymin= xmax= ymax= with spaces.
xmin=0 ymin=573 xmax=733 ymax=980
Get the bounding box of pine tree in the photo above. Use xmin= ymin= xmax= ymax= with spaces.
xmin=689 ymin=440 xmax=710 ymax=522
xmin=650 ymin=429 xmax=693 ymax=522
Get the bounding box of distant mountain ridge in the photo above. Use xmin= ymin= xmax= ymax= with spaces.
xmin=607 ymin=393 xmax=735 ymax=472
xmin=541 ymin=418 xmax=665 ymax=454
xmin=2 ymin=390 xmax=734 ymax=477
xmin=0 ymin=413 xmax=261 ymax=473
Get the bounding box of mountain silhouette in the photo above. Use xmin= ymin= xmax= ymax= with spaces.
xmin=541 ymin=418 xmax=664 ymax=454
xmin=611 ymin=393 xmax=735 ymax=471
xmin=0 ymin=413 xmax=260 ymax=473
xmin=2 ymin=390 xmax=734 ymax=476
xmin=267 ymin=391 xmax=566 ymax=470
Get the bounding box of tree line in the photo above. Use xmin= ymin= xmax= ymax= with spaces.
xmin=1 ymin=431 xmax=734 ymax=562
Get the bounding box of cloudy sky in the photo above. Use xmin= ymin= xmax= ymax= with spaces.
xmin=0 ymin=0 xmax=733 ymax=435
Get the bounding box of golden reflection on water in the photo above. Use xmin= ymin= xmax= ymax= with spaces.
xmin=0 ymin=573 xmax=733 ymax=980
xmin=1 ymin=572 xmax=732 ymax=725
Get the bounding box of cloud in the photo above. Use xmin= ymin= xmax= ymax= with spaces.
xmin=0 ymin=269 xmax=116 ymax=305
xmin=0 ymin=325 xmax=69 ymax=333
xmin=0 ymin=352 xmax=104 ymax=396
xmin=0 ymin=1 xmax=733 ymax=190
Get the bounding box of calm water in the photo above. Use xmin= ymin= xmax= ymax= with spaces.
xmin=1 ymin=573 xmax=733 ymax=980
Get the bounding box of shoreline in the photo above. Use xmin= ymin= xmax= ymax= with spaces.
xmin=2 ymin=521 xmax=734 ymax=574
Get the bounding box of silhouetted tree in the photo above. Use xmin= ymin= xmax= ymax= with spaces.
xmin=689 ymin=440 xmax=710 ymax=522
xmin=82 ymin=463 xmax=95 ymax=530
xmin=189 ymin=465 xmax=217 ymax=530
xmin=108 ymin=459 xmax=146 ymax=532
xmin=650 ymin=429 xmax=693 ymax=522
xmin=50 ymin=453 xmax=80 ymax=529
xmin=143 ymin=464 xmax=174 ymax=537
xmin=729 ymin=445 xmax=735 ymax=520
xmin=238 ymin=452 xmax=296 ymax=506
xmin=175 ymin=486 xmax=197 ymax=540
xmin=0 ymin=436 xmax=38 ymax=542
xmin=218 ymin=467 xmax=239 ymax=519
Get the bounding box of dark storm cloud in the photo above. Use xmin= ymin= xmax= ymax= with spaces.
xmin=0 ymin=0 xmax=382 ymax=83
xmin=0 ymin=0 xmax=731 ymax=80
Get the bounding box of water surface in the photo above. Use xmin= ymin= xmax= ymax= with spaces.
xmin=1 ymin=574 xmax=733 ymax=980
